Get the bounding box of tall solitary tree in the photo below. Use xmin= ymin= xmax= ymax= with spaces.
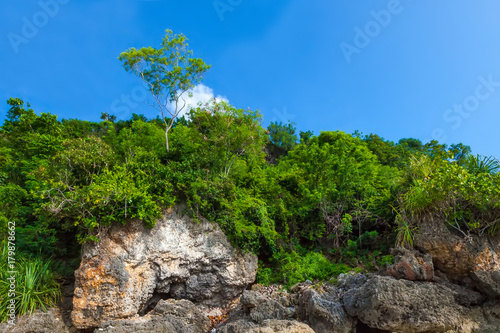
xmin=118 ymin=29 xmax=211 ymax=151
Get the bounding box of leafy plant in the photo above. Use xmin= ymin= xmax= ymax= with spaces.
xmin=0 ymin=242 xmax=61 ymax=322
xmin=463 ymin=154 xmax=500 ymax=175
xmin=392 ymin=206 xmax=415 ymax=248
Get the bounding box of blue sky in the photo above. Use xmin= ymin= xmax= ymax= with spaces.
xmin=1 ymin=0 xmax=500 ymax=157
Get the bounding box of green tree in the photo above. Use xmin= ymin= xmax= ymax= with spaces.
xmin=266 ymin=121 xmax=298 ymax=162
xmin=118 ymin=29 xmax=211 ymax=151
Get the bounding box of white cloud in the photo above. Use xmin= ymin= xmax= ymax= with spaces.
xmin=172 ymin=84 xmax=229 ymax=118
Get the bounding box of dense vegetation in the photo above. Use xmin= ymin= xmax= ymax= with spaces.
xmin=1 ymin=30 xmax=499 ymax=320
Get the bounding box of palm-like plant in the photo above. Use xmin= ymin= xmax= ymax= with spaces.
xmin=0 ymin=242 xmax=61 ymax=322
xmin=464 ymin=154 xmax=500 ymax=175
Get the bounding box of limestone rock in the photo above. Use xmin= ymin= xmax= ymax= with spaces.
xmin=297 ymin=287 xmax=354 ymax=333
xmin=0 ymin=308 xmax=69 ymax=333
xmin=240 ymin=290 xmax=294 ymax=323
xmin=72 ymin=207 xmax=258 ymax=330
xmin=217 ymin=319 xmax=315 ymax=333
xmin=341 ymin=275 xmax=479 ymax=332
xmin=471 ymin=270 xmax=500 ymax=298
xmin=94 ymin=299 xmax=210 ymax=333
xmin=384 ymin=247 xmax=434 ymax=281
xmin=414 ymin=217 xmax=500 ymax=276
xmin=218 ymin=290 xmax=313 ymax=333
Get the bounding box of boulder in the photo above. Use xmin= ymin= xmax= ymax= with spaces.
xmin=471 ymin=270 xmax=500 ymax=298
xmin=218 ymin=290 xmax=313 ymax=333
xmin=0 ymin=308 xmax=69 ymax=333
xmin=297 ymin=287 xmax=354 ymax=333
xmin=94 ymin=299 xmax=210 ymax=333
xmin=414 ymin=217 xmax=500 ymax=276
xmin=217 ymin=319 xmax=315 ymax=333
xmin=341 ymin=274 xmax=480 ymax=332
xmin=72 ymin=207 xmax=258 ymax=330
xmin=384 ymin=247 xmax=434 ymax=281
xmin=240 ymin=290 xmax=294 ymax=323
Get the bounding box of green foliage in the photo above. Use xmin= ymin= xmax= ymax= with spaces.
xmin=266 ymin=121 xmax=298 ymax=161
xmin=398 ymin=153 xmax=500 ymax=236
xmin=0 ymin=242 xmax=61 ymax=322
xmin=2 ymin=93 xmax=498 ymax=292
xmin=393 ymin=207 xmax=415 ymax=248
xmin=270 ymin=250 xmax=351 ymax=287
xmin=118 ymin=29 xmax=211 ymax=151
xmin=463 ymin=154 xmax=500 ymax=175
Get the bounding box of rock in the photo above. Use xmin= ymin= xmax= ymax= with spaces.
xmin=240 ymin=290 xmax=294 ymax=324
xmin=480 ymin=301 xmax=500 ymax=332
xmin=72 ymin=207 xmax=258 ymax=330
xmin=94 ymin=299 xmax=210 ymax=333
xmin=471 ymin=270 xmax=500 ymax=298
xmin=297 ymin=287 xmax=354 ymax=333
xmin=341 ymin=274 xmax=480 ymax=332
xmin=442 ymin=281 xmax=486 ymax=307
xmin=217 ymin=290 xmax=313 ymax=333
xmin=414 ymin=217 xmax=500 ymax=276
xmin=0 ymin=308 xmax=69 ymax=333
xmin=217 ymin=319 xmax=314 ymax=333
xmin=384 ymin=247 xmax=434 ymax=281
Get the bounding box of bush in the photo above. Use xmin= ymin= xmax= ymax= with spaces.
xmin=0 ymin=242 xmax=61 ymax=322
xmin=273 ymin=250 xmax=351 ymax=288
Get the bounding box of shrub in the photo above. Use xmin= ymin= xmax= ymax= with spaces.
xmin=0 ymin=242 xmax=61 ymax=322
xmin=273 ymin=250 xmax=351 ymax=288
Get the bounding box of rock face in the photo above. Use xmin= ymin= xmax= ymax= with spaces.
xmin=217 ymin=290 xmax=314 ymax=333
xmin=340 ymin=274 xmax=486 ymax=333
xmin=384 ymin=247 xmax=434 ymax=281
xmin=0 ymin=308 xmax=69 ymax=333
xmin=217 ymin=319 xmax=315 ymax=333
xmin=471 ymin=270 xmax=500 ymax=299
xmin=240 ymin=290 xmax=295 ymax=323
xmin=72 ymin=207 xmax=258 ymax=330
xmin=297 ymin=288 xmax=354 ymax=333
xmin=94 ymin=299 xmax=210 ymax=333
xmin=414 ymin=217 xmax=500 ymax=276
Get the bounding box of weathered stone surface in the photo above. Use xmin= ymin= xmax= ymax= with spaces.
xmin=414 ymin=217 xmax=500 ymax=276
xmin=94 ymin=299 xmax=210 ymax=333
xmin=341 ymin=274 xmax=480 ymax=332
xmin=217 ymin=319 xmax=314 ymax=333
xmin=385 ymin=247 xmax=434 ymax=281
xmin=0 ymin=308 xmax=69 ymax=333
xmin=218 ymin=289 xmax=313 ymax=333
xmin=297 ymin=287 xmax=353 ymax=333
xmin=72 ymin=207 xmax=258 ymax=329
xmin=480 ymin=301 xmax=500 ymax=332
xmin=442 ymin=281 xmax=486 ymax=307
xmin=471 ymin=270 xmax=500 ymax=298
xmin=240 ymin=290 xmax=294 ymax=324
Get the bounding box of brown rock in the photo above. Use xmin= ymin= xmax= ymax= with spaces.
xmin=94 ymin=299 xmax=210 ymax=333
xmin=0 ymin=308 xmax=69 ymax=333
xmin=385 ymin=247 xmax=434 ymax=281
xmin=72 ymin=207 xmax=257 ymax=330
xmin=414 ymin=217 xmax=500 ymax=276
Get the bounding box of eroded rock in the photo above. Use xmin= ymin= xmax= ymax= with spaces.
xmin=94 ymin=299 xmax=210 ymax=333
xmin=0 ymin=308 xmax=69 ymax=333
xmin=471 ymin=270 xmax=500 ymax=299
xmin=218 ymin=290 xmax=313 ymax=333
xmin=217 ymin=319 xmax=315 ymax=333
xmin=414 ymin=217 xmax=500 ymax=276
xmin=72 ymin=207 xmax=257 ymax=330
xmin=384 ymin=247 xmax=434 ymax=281
xmin=297 ymin=287 xmax=354 ymax=333
xmin=341 ymin=274 xmax=481 ymax=332
xmin=240 ymin=290 xmax=294 ymax=323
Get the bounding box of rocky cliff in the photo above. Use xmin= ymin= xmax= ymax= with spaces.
xmin=2 ymin=214 xmax=500 ymax=333
xmin=71 ymin=206 xmax=258 ymax=330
